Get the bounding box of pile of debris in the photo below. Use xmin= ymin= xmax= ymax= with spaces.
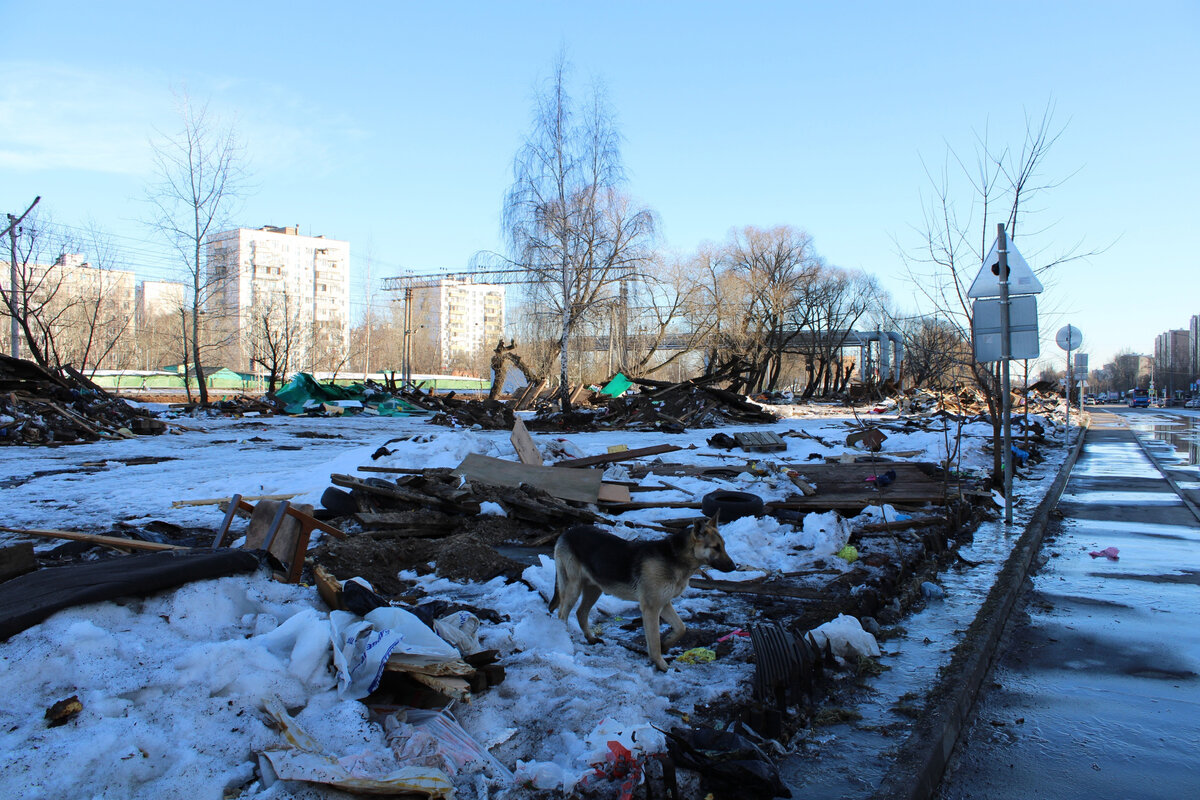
xmin=0 ymin=354 xmax=164 ymax=444
xmin=268 ymin=373 xmax=428 ymax=417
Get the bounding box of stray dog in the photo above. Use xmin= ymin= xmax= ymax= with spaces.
xmin=549 ymin=516 xmax=736 ymax=671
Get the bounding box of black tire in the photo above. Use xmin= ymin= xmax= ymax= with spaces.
xmin=701 ymin=489 xmax=764 ymax=521
xmin=320 ymin=486 xmax=356 ymax=517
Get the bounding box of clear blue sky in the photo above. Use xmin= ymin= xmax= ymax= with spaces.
xmin=2 ymin=1 xmax=1197 ymax=370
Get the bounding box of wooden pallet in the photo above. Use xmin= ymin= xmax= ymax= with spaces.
xmin=734 ymin=431 xmax=788 ymax=452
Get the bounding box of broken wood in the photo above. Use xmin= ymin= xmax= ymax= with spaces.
xmin=510 ymin=417 xmax=543 ymax=466
xmin=172 ymin=493 xmax=298 ymax=508
xmin=312 ymin=564 xmax=346 ymax=611
xmin=452 ymin=453 xmax=603 ymax=504
xmin=734 ymin=431 xmax=788 ymax=452
xmin=0 ymin=526 xmax=188 ymax=553
xmin=553 ymin=443 xmax=683 ymax=469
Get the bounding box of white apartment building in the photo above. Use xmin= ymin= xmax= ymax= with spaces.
xmin=1 ymin=253 xmax=137 ymax=368
xmin=407 ymin=278 xmax=505 ymax=373
xmin=206 ymin=225 xmax=350 ymax=372
xmin=135 ymin=279 xmax=186 ymax=322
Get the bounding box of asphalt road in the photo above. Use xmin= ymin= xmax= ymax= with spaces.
xmin=936 ymin=409 xmax=1200 ymax=799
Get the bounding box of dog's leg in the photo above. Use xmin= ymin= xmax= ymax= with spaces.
xmin=661 ymin=602 xmax=687 ymax=649
xmin=555 ymin=560 xmax=579 ymax=625
xmin=641 ymin=601 xmax=669 ymax=671
xmin=575 ymin=582 xmax=603 ymax=643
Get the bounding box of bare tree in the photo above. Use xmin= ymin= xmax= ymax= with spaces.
xmin=704 ymin=225 xmax=822 ymax=393
xmin=248 ymin=289 xmax=306 ymax=393
xmin=146 ymin=96 xmax=248 ymax=404
xmin=902 ymin=316 xmax=971 ymax=390
xmin=501 ymin=55 xmax=658 ymax=410
xmin=901 ymin=104 xmax=1092 ymax=485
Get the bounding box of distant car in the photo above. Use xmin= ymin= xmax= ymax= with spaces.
xmin=1084 ymin=396 xmax=1097 ymax=405
xmin=1185 ymin=398 xmax=1200 ymax=409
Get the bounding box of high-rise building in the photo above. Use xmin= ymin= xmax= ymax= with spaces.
xmin=206 ymin=225 xmax=350 ymax=372
xmin=1154 ymin=328 xmax=1190 ymax=398
xmin=405 ymin=278 xmax=505 ymax=374
xmin=1 ymin=253 xmax=136 ymax=368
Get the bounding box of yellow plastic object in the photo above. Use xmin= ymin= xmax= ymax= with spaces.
xmin=836 ymin=545 xmax=859 ymax=563
xmin=675 ymin=647 xmax=717 ymax=665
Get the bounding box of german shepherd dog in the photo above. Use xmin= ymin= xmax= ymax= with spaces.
xmin=549 ymin=517 xmax=736 ymax=671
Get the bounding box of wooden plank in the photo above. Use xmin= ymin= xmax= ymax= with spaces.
xmin=0 ymin=526 xmax=189 ymax=552
xmin=312 ymin=564 xmax=346 ymax=610
xmin=451 ymin=453 xmax=603 ymax=504
xmin=734 ymin=431 xmax=787 ymax=452
xmin=510 ymin=417 xmax=543 ymax=466
xmin=553 ymin=443 xmax=683 ymax=469
xmin=172 ymin=493 xmax=298 ymax=508
xmin=597 ymin=483 xmax=632 ymax=503
xmin=408 ymin=672 xmax=472 ymax=703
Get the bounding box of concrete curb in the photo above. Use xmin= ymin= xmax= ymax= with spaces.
xmin=870 ymin=425 xmax=1089 ymax=800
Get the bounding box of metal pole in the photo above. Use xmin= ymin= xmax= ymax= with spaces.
xmin=1065 ymin=344 xmax=1072 ymax=442
xmin=7 ymin=216 xmax=20 ymax=358
xmin=998 ymin=223 xmax=1013 ymax=525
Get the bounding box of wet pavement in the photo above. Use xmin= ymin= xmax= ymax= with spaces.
xmin=937 ymin=410 xmax=1200 ymax=799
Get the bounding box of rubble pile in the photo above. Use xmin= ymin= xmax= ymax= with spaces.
xmin=0 ymin=354 xmax=163 ymax=444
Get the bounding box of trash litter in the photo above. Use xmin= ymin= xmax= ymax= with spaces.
xmin=383 ymin=707 xmax=514 ymax=783
xmin=1088 ymin=546 xmax=1120 ymax=560
xmin=806 ymin=614 xmax=880 ymax=665
xmin=584 ymin=740 xmax=640 ymax=800
xmin=329 ymin=607 xmax=462 ymax=699
xmin=865 ymin=469 xmax=897 ymax=488
xmin=257 ymin=696 xmax=453 ymax=798
xmin=45 ymin=695 xmax=82 ymax=727
xmin=1011 ymin=445 xmax=1030 ymax=467
xmin=717 ymin=628 xmax=750 ymax=643
xmin=836 ymin=545 xmax=859 ymax=563
xmin=921 ymin=581 xmax=946 ymax=600
xmin=663 ymin=723 xmax=792 ymax=800
xmin=675 ymin=647 xmax=717 ymax=665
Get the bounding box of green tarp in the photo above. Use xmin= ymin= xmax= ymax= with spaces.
xmin=599 ymin=372 xmax=633 ymax=397
xmin=272 ymin=374 xmax=426 ymax=416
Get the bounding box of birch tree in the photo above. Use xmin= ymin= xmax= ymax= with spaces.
xmin=502 ymin=55 xmax=657 ymax=410
xmin=146 ymin=96 xmax=248 ymax=404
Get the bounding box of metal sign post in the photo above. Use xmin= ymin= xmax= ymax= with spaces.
xmin=969 ymin=225 xmax=1042 ymax=528
xmin=997 ymin=224 xmax=1013 ymax=526
xmin=1056 ymin=325 xmax=1084 ymax=444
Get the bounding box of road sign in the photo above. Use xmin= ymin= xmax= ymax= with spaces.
xmin=1056 ymin=325 xmax=1082 ymax=351
xmin=1073 ymin=353 xmax=1088 ymax=371
xmin=972 ymin=295 xmax=1040 ymax=362
xmin=968 ymin=236 xmax=1043 ymax=298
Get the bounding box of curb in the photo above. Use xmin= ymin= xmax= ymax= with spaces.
xmin=870 ymin=423 xmax=1089 ymax=800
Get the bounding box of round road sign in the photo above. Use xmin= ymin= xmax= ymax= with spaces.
xmin=1056 ymin=325 xmax=1082 ymax=351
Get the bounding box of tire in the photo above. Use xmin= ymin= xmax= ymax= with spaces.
xmin=320 ymin=486 xmax=356 ymax=517
xmin=701 ymin=489 xmax=764 ymax=522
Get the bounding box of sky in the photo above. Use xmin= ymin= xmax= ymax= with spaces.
xmin=2 ymin=1 xmax=1197 ymax=370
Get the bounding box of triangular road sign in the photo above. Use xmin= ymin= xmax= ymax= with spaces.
xmin=968 ymin=236 xmax=1043 ymax=298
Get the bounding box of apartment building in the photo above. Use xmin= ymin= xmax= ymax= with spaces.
xmin=406 ymin=278 xmax=505 ymax=373
xmin=1 ymin=253 xmax=136 ymax=368
xmin=206 ymin=225 xmax=350 ymax=372
xmin=1154 ymin=328 xmax=1191 ymax=397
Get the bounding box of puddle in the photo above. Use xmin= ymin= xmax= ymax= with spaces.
xmin=1127 ymin=415 xmax=1200 ymax=467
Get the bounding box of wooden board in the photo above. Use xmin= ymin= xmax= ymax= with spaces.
xmin=734 ymin=431 xmax=788 ymax=452
xmin=553 ymin=443 xmax=683 ymax=469
xmin=452 ymin=453 xmax=603 ymax=504
xmin=0 ymin=525 xmax=189 ymax=553
xmin=510 ymin=417 xmax=543 ymax=466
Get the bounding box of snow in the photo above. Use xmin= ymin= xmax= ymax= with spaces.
xmin=0 ymin=402 xmax=1066 ymax=799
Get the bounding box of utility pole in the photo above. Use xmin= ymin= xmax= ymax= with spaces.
xmin=4 ymin=197 xmax=41 ymax=358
